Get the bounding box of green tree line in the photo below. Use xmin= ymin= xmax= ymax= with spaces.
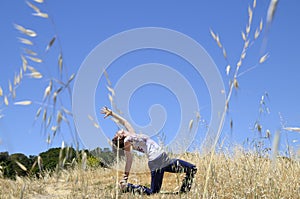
xmin=0 ymin=147 xmax=115 ymax=179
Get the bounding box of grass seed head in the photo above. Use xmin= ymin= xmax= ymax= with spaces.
xmin=37 ymin=156 xmax=43 ymax=171
xmin=244 ymin=40 xmax=250 ymax=49
xmin=33 ymin=0 xmax=44 ymax=3
xmin=222 ymin=48 xmax=227 ymax=59
xmin=241 ymin=52 xmax=246 ymax=60
xmin=267 ymin=0 xmax=279 ymax=24
xmin=57 ymin=111 xmax=63 ymax=124
xmin=106 ymin=86 xmax=115 ymax=96
xmin=259 ymin=53 xmax=269 ymax=63
xmin=14 ymin=100 xmax=32 ymax=106
xmin=8 ymin=80 xmax=12 ymax=93
xmin=26 ymin=1 xmax=40 ymax=13
xmin=233 ymin=78 xmax=239 ymax=89
xmin=253 ymin=0 xmax=256 ymax=8
xmin=248 ymin=6 xmax=253 ymax=24
xmin=237 ymin=60 xmax=242 ymax=68
xmin=189 ymin=119 xmax=194 ymax=131
xmin=46 ymin=36 xmax=56 ymax=52
xmin=32 ymin=12 xmax=48 ymax=18
xmin=43 ymin=108 xmax=47 ymax=122
xmin=266 ymin=129 xmax=271 ymax=138
xmin=24 ymin=48 xmax=38 ymax=56
xmin=29 ymin=72 xmax=43 ymax=79
xmin=226 ymin=65 xmax=231 ymax=75
xmin=246 ymin=24 xmax=251 ymax=34
xmin=21 ymin=55 xmax=28 ymax=71
xmin=53 ymin=92 xmax=57 ymax=104
xmin=260 ymin=19 xmax=263 ymax=31
xmin=209 ymin=28 xmax=217 ymax=40
xmin=4 ymin=96 xmax=9 ymax=106
xmin=15 ymin=161 xmax=27 ymax=171
xmin=26 ymin=56 xmax=43 ymax=63
xmin=254 ymin=28 xmax=260 ymax=39
xmin=216 ymin=35 xmax=222 ymax=48
xmin=14 ymin=24 xmax=37 ymax=37
xmin=58 ymin=54 xmax=63 ymax=74
xmin=20 ymin=68 xmax=23 ymax=79
xmin=18 ymin=37 xmax=33 ymax=45
xmin=283 ymin=127 xmax=300 ymax=133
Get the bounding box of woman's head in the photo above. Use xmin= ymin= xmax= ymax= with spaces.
xmin=111 ymin=129 xmax=126 ymax=149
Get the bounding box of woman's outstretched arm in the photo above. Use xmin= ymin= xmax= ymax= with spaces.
xmin=101 ymin=106 xmax=136 ymax=134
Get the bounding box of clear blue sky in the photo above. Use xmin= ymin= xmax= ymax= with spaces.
xmin=0 ymin=0 xmax=299 ymax=156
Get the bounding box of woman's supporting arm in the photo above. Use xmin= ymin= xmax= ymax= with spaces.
xmin=124 ymin=141 xmax=133 ymax=177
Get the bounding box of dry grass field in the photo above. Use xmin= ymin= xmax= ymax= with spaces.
xmin=0 ymin=149 xmax=299 ymax=199
xmin=1 ymin=0 xmax=299 ymax=198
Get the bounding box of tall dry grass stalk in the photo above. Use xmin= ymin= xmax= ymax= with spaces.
xmin=203 ymin=0 xmax=276 ymax=197
xmin=0 ymin=0 xmax=78 ymax=149
xmin=1 ymin=0 xmax=296 ymax=199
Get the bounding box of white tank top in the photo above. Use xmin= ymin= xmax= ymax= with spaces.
xmin=124 ymin=134 xmax=163 ymax=161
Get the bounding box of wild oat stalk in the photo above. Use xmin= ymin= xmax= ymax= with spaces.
xmin=203 ymin=0 xmax=274 ymax=197
xmin=9 ymin=0 xmax=78 ymax=148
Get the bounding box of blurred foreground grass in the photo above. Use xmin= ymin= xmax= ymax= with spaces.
xmin=0 ymin=148 xmax=299 ymax=199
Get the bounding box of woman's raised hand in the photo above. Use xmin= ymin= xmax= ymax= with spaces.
xmin=100 ymin=106 xmax=112 ymax=118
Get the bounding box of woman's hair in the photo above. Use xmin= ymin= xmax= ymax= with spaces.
xmin=112 ymin=136 xmax=125 ymax=149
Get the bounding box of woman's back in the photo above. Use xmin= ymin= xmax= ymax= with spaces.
xmin=125 ymin=134 xmax=163 ymax=161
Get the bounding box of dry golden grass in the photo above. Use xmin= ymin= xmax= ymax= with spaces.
xmin=1 ymin=150 xmax=299 ymax=199
xmin=0 ymin=0 xmax=297 ymax=198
